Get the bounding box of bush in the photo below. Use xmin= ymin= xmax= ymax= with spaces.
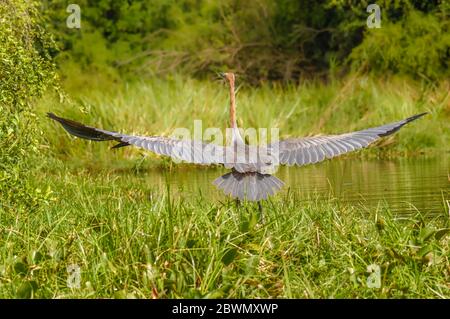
xmin=43 ymin=0 xmax=449 ymax=83
xmin=0 ymin=1 xmax=58 ymax=212
xmin=349 ymin=5 xmax=450 ymax=80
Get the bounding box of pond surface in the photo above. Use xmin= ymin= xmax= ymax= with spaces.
xmin=124 ymin=155 xmax=449 ymax=215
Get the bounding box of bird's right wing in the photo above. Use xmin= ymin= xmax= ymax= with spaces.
xmin=47 ymin=113 xmax=226 ymax=165
xmin=273 ymin=113 xmax=427 ymax=167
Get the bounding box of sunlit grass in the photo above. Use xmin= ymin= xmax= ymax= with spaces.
xmin=0 ymin=171 xmax=448 ymax=298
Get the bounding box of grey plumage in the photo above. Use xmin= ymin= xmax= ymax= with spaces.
xmin=47 ymin=112 xmax=225 ymax=164
xmin=213 ymin=170 xmax=284 ymax=201
xmin=274 ymin=113 xmax=428 ymax=167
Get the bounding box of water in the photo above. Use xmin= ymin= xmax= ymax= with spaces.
xmin=125 ymin=155 xmax=449 ymax=215
xmin=277 ymin=156 xmax=449 ymax=214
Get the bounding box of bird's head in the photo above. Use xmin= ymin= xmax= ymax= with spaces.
xmin=217 ymin=72 xmax=235 ymax=85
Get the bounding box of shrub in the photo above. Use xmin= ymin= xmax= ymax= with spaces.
xmin=349 ymin=7 xmax=450 ymax=81
xmin=0 ymin=1 xmax=58 ymax=212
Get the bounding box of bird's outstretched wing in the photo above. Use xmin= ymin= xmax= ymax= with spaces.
xmin=274 ymin=113 xmax=427 ymax=167
xmin=47 ymin=113 xmax=225 ymax=165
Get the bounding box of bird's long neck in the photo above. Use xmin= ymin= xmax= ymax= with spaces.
xmin=229 ymin=76 xmax=237 ymax=129
xmin=226 ymin=73 xmax=244 ymax=146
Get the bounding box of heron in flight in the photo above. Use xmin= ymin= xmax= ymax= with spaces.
xmin=48 ymin=72 xmax=426 ymax=201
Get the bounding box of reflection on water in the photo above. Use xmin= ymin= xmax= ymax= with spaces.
xmin=122 ymin=155 xmax=449 ymax=215
xmin=277 ymin=156 xmax=449 ymax=214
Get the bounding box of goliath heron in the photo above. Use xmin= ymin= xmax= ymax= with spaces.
xmin=48 ymin=72 xmax=427 ymax=201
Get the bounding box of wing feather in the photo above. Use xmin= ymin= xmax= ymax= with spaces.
xmin=48 ymin=113 xmax=225 ymax=165
xmin=275 ymin=113 xmax=427 ymax=167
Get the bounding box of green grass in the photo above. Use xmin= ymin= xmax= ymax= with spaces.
xmin=1 ymin=74 xmax=449 ymax=298
xmin=1 ymin=170 xmax=449 ymax=298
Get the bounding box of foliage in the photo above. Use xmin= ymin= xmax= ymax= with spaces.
xmin=43 ymin=0 xmax=449 ymax=82
xmin=0 ymin=1 xmax=58 ymax=212
xmin=346 ymin=3 xmax=450 ymax=80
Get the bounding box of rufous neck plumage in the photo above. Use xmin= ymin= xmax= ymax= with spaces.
xmin=224 ymin=73 xmax=244 ymax=146
xmin=226 ymin=73 xmax=237 ymax=129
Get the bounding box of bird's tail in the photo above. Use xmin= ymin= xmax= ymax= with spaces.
xmin=213 ymin=170 xmax=284 ymax=201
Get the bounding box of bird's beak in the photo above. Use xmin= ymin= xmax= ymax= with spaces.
xmin=217 ymin=72 xmax=226 ymax=79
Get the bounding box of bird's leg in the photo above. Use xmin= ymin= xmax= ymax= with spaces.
xmin=257 ymin=201 xmax=264 ymax=224
xmin=235 ymin=199 xmax=241 ymax=209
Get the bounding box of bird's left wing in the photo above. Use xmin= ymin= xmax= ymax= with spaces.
xmin=47 ymin=113 xmax=225 ymax=165
xmin=273 ymin=113 xmax=427 ymax=167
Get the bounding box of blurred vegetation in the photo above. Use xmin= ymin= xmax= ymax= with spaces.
xmin=43 ymin=0 xmax=449 ymax=83
xmin=0 ymin=1 xmax=58 ymax=212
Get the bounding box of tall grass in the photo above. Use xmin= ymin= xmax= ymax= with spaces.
xmin=1 ymin=172 xmax=448 ymax=298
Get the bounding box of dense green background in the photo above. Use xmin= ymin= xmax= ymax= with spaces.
xmin=44 ymin=0 xmax=449 ymax=82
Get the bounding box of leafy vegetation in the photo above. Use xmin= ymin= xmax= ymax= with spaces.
xmin=0 ymin=1 xmax=58 ymax=213
xmin=351 ymin=9 xmax=450 ymax=81
xmin=44 ymin=0 xmax=449 ymax=82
